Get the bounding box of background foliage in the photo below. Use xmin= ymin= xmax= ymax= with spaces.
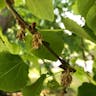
xmin=0 ymin=0 xmax=96 ymax=96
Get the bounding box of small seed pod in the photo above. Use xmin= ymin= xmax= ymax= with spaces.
xmin=61 ymin=69 xmax=72 ymax=88
xmin=32 ymin=32 xmax=43 ymax=49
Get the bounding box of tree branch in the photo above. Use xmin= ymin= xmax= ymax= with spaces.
xmin=4 ymin=0 xmax=76 ymax=72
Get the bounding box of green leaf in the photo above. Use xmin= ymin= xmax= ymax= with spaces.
xmin=0 ymin=29 xmax=20 ymax=54
xmin=78 ymin=82 xmax=96 ymax=96
xmin=72 ymin=1 xmax=79 ymax=14
xmin=93 ymin=61 xmax=96 ymax=74
xmin=22 ymin=53 xmax=40 ymax=71
xmin=15 ymin=0 xmax=25 ymax=6
xmin=63 ymin=18 xmax=96 ymax=43
xmin=24 ymin=33 xmax=33 ymax=53
xmin=32 ymin=31 xmax=64 ymax=61
xmin=0 ymin=39 xmax=7 ymax=52
xmin=0 ymin=52 xmax=29 ymax=91
xmin=63 ymin=34 xmax=82 ymax=53
xmin=0 ymin=0 xmax=5 ymax=11
xmin=74 ymin=65 xmax=86 ymax=81
xmin=83 ymin=24 xmax=96 ymax=41
xmin=77 ymin=0 xmax=95 ymax=17
xmin=25 ymin=0 xmax=54 ymax=21
xmin=92 ymin=60 xmax=96 ymax=81
xmin=47 ymin=79 xmax=60 ymax=90
xmin=86 ymin=4 xmax=96 ymax=33
xmin=22 ymin=74 xmax=46 ymax=96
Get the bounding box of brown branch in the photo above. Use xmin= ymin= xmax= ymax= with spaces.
xmin=4 ymin=0 xmax=76 ymax=72
xmin=4 ymin=0 xmax=29 ymax=29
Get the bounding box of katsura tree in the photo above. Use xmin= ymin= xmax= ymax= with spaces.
xmin=0 ymin=0 xmax=96 ymax=96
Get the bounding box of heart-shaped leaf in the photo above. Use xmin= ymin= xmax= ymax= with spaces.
xmin=78 ymin=82 xmax=96 ymax=96
xmin=77 ymin=0 xmax=95 ymax=17
xmin=32 ymin=31 xmax=64 ymax=61
xmin=0 ymin=52 xmax=29 ymax=91
xmin=25 ymin=0 xmax=54 ymax=21
xmin=63 ymin=18 xmax=96 ymax=43
xmin=86 ymin=4 xmax=96 ymax=33
xmin=22 ymin=74 xmax=46 ymax=96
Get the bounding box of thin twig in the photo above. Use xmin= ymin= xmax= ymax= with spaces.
xmin=4 ymin=0 xmax=29 ymax=28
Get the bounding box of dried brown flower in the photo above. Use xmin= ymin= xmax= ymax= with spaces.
xmin=61 ymin=69 xmax=72 ymax=88
xmin=32 ymin=32 xmax=43 ymax=49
